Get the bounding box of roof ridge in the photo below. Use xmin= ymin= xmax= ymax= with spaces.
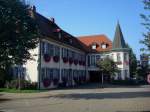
xmin=78 ymin=34 xmax=106 ymax=38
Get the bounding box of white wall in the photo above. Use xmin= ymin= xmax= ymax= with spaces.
xmin=110 ymin=51 xmax=130 ymax=80
xmin=40 ymin=39 xmax=86 ymax=89
xmin=24 ymin=45 xmax=39 ymax=82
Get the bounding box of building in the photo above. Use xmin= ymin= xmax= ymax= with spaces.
xmin=13 ymin=8 xmax=130 ymax=89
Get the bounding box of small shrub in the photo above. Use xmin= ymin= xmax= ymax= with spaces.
xmin=111 ymin=79 xmax=138 ymax=85
xmin=5 ymin=79 xmax=37 ymax=90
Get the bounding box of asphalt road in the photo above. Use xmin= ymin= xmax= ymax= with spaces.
xmin=0 ymin=84 xmax=150 ymax=112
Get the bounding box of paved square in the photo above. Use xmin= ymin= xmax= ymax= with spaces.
xmin=0 ymin=84 xmax=150 ymax=112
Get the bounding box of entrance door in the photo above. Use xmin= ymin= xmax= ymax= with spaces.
xmin=89 ymin=71 xmax=101 ymax=82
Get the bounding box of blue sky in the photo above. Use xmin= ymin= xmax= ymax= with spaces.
xmin=28 ymin=0 xmax=146 ymax=59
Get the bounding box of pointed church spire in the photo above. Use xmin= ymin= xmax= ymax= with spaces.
xmin=112 ymin=22 xmax=127 ymax=50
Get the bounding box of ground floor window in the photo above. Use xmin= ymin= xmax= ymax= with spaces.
xmin=118 ymin=70 xmax=122 ymax=80
xmin=41 ymin=68 xmax=60 ymax=84
xmin=11 ymin=66 xmax=26 ymax=80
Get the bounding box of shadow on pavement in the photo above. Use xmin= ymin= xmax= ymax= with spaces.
xmin=52 ymin=91 xmax=150 ymax=100
xmin=0 ymin=98 xmax=11 ymax=103
xmin=0 ymin=94 xmax=11 ymax=103
xmin=57 ymin=83 xmax=148 ymax=90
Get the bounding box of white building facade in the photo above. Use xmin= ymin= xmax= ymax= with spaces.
xmin=12 ymin=9 xmax=130 ymax=89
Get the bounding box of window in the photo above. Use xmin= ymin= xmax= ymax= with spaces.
xmin=41 ymin=41 xmax=45 ymax=55
xmin=124 ymin=70 xmax=128 ymax=79
xmin=73 ymin=70 xmax=78 ymax=78
xmin=117 ymin=53 xmax=121 ymax=62
xmin=88 ymin=55 xmax=90 ymax=66
xmin=92 ymin=45 xmax=96 ymax=49
xmin=48 ymin=44 xmax=54 ymax=56
xmin=41 ymin=68 xmax=46 ymax=80
xmin=101 ymin=44 xmax=106 ymax=49
xmin=46 ymin=68 xmax=53 ymax=80
xmin=124 ymin=53 xmax=128 ymax=61
xmin=111 ymin=54 xmax=114 ymax=60
xmin=91 ymin=55 xmax=96 ymax=66
xmin=54 ymin=46 xmax=60 ymax=56
xmin=96 ymin=55 xmax=100 ymax=61
xmin=53 ymin=69 xmax=59 ymax=80
xmin=62 ymin=48 xmax=68 ymax=58
xmin=41 ymin=68 xmax=53 ymax=80
xmin=118 ymin=70 xmax=122 ymax=80
xmin=74 ymin=52 xmax=78 ymax=60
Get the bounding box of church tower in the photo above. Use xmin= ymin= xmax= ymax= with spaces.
xmin=111 ymin=22 xmax=130 ymax=80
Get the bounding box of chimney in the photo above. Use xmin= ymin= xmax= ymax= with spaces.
xmin=50 ymin=17 xmax=55 ymax=23
xmin=32 ymin=5 xmax=36 ymax=12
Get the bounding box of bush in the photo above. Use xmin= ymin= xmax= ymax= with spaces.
xmin=5 ymin=79 xmax=37 ymax=90
xmin=111 ymin=79 xmax=138 ymax=85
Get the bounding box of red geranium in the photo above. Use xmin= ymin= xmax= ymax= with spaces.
xmin=53 ymin=56 xmax=59 ymax=63
xmin=69 ymin=58 xmax=73 ymax=64
xmin=74 ymin=60 xmax=78 ymax=65
xmin=124 ymin=61 xmax=129 ymax=65
xmin=44 ymin=54 xmax=51 ymax=62
xmin=82 ymin=61 xmax=86 ymax=66
xmin=116 ymin=61 xmax=122 ymax=65
xmin=62 ymin=57 xmax=68 ymax=63
xmin=79 ymin=61 xmax=82 ymax=65
xmin=43 ymin=78 xmax=51 ymax=87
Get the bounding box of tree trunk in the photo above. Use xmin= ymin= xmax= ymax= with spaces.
xmin=101 ymin=72 xmax=104 ymax=88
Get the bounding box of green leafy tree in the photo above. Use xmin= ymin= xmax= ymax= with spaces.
xmin=97 ymin=57 xmax=118 ymax=87
xmin=0 ymin=0 xmax=39 ymax=85
xmin=126 ymin=44 xmax=137 ymax=78
xmin=140 ymin=0 xmax=150 ymax=52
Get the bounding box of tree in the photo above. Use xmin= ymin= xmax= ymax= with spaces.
xmin=126 ymin=44 xmax=137 ymax=78
xmin=97 ymin=57 xmax=118 ymax=87
xmin=140 ymin=0 xmax=150 ymax=52
xmin=0 ymin=0 xmax=39 ymax=84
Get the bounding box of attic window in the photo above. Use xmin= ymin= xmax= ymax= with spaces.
xmin=91 ymin=42 xmax=99 ymax=49
xmin=101 ymin=44 xmax=106 ymax=49
xmin=92 ymin=45 xmax=96 ymax=49
xmin=101 ymin=43 xmax=108 ymax=49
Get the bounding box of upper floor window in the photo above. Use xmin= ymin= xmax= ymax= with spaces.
xmin=101 ymin=44 xmax=106 ymax=49
xmin=62 ymin=48 xmax=68 ymax=58
xmin=92 ymin=45 xmax=96 ymax=49
xmin=124 ymin=53 xmax=128 ymax=61
xmin=91 ymin=42 xmax=98 ymax=50
xmin=96 ymin=55 xmax=100 ymax=61
xmin=91 ymin=55 xmax=96 ymax=66
xmin=111 ymin=54 xmax=114 ymax=60
xmin=54 ymin=46 xmax=60 ymax=56
xmin=117 ymin=53 xmax=121 ymax=62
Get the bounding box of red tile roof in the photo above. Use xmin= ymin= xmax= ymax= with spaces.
xmin=78 ymin=35 xmax=112 ymax=52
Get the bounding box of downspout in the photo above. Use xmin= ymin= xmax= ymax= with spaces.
xmin=38 ymin=38 xmax=42 ymax=90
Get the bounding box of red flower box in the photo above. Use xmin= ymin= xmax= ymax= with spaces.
xmin=74 ymin=60 xmax=78 ymax=65
xmin=53 ymin=78 xmax=59 ymax=85
xmin=124 ymin=61 xmax=129 ymax=65
xmin=69 ymin=58 xmax=73 ymax=64
xmin=43 ymin=54 xmax=51 ymax=62
xmin=53 ymin=56 xmax=59 ymax=63
xmin=79 ymin=61 xmax=82 ymax=65
xmin=82 ymin=61 xmax=86 ymax=66
xmin=116 ymin=61 xmax=122 ymax=65
xmin=62 ymin=57 xmax=68 ymax=63
xmin=43 ymin=78 xmax=51 ymax=87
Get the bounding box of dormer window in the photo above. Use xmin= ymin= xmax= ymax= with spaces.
xmin=101 ymin=42 xmax=108 ymax=49
xmin=101 ymin=44 xmax=106 ymax=49
xmin=92 ymin=44 xmax=96 ymax=49
xmin=91 ymin=42 xmax=99 ymax=50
